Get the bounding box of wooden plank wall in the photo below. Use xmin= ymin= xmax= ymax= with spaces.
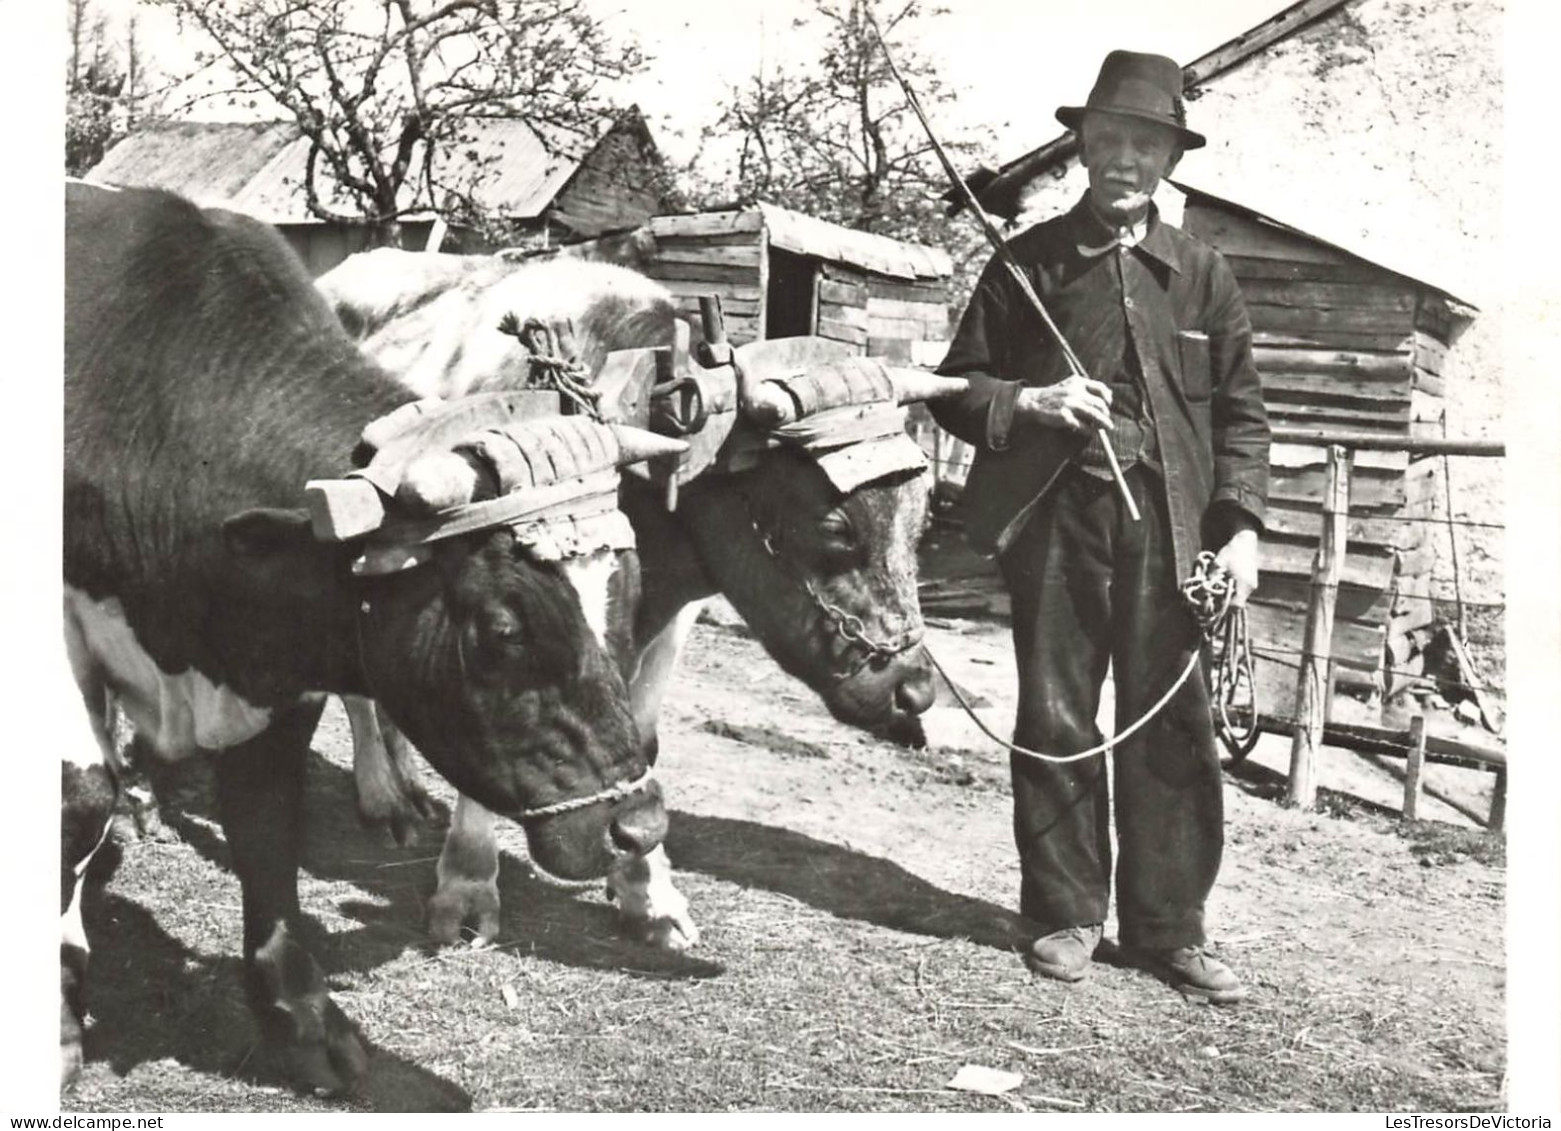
xmin=816 ymin=262 xmax=869 ymax=352
xmin=551 ymin=129 xmax=661 ymax=239
xmin=640 ymin=211 xmax=767 ymax=345
xmin=1184 ymin=199 xmax=1450 ymax=727
xmin=865 ymin=276 xmax=952 ymax=363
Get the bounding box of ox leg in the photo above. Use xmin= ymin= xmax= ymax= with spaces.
xmin=344 ymin=695 xmax=439 ymax=846
xmin=61 ymin=753 xmax=116 ymax=1088
xmin=427 ymin=796 xmax=501 ymax=946
xmin=60 ymin=640 xmax=117 ymax=1089
xmin=607 ymin=845 xmax=698 ymax=950
xmin=605 ymin=602 xmax=703 ymax=950
xmin=214 ymin=699 xmax=368 ymax=1096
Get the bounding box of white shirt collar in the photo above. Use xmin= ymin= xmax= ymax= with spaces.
xmin=1115 ymin=214 xmax=1150 ymax=247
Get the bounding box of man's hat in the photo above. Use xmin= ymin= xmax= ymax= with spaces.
xmin=1056 ymin=51 xmax=1205 ymax=150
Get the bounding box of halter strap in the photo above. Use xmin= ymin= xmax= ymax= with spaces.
xmin=739 ymin=489 xmax=924 ymax=678
xmin=513 ymin=767 xmax=656 ymax=821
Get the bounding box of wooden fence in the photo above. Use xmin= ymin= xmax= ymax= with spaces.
xmin=910 ymin=414 xmax=1508 ymax=829
xmin=1274 ymin=429 xmax=1506 ymax=828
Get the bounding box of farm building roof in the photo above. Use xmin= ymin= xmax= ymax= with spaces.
xmin=1170 ymin=179 xmax=1477 ymax=312
xmin=87 ymin=115 xmax=634 ymax=226
xmin=755 ymin=203 xmax=952 ymax=281
xmin=953 ymin=0 xmax=1354 ymax=220
xmin=86 ymin=120 xmax=302 ymax=215
xmin=640 ymin=204 xmax=952 ymax=282
xmin=954 ymin=0 xmax=1491 ymax=308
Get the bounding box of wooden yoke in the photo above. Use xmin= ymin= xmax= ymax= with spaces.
xmin=304 ymin=389 xmax=564 ymax=542
xmin=611 ymin=310 xmax=742 ymax=498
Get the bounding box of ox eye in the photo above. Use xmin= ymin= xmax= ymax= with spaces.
xmin=819 ymin=512 xmax=857 ymax=556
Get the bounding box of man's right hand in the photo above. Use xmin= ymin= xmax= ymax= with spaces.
xmin=1015 ymin=377 xmax=1114 ymax=432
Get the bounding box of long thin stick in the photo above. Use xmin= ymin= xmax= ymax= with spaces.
xmin=864 ymin=8 xmax=1139 ymax=521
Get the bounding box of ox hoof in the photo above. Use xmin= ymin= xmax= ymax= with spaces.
xmin=60 ymin=1002 xmax=84 ymax=1089
xmin=606 ymin=857 xmax=701 ymax=951
xmin=275 ymin=1014 xmax=370 ymax=1099
xmin=632 ymin=913 xmax=701 ymax=951
xmin=612 ymin=890 xmax=700 ymax=951
xmin=358 ymin=787 xmax=449 ymax=848
xmin=427 ymin=882 xmax=501 ymax=947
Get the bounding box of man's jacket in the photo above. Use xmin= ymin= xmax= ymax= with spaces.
xmin=932 ymin=195 xmax=1271 ymax=585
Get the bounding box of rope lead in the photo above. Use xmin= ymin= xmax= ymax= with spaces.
xmin=924 ymin=551 xmax=1255 ymax=764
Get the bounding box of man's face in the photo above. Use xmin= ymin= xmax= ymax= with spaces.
xmin=1078 ymin=110 xmax=1183 ymax=225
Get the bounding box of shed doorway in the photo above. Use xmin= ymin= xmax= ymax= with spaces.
xmin=765 ymin=247 xmax=820 ymax=338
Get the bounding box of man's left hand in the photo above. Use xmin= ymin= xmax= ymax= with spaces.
xmin=1214 ymin=529 xmax=1261 ymax=606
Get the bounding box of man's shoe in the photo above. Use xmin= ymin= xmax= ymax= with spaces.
xmin=1024 ymin=924 xmax=1104 ymax=982
xmin=1127 ymin=945 xmax=1248 ymax=1004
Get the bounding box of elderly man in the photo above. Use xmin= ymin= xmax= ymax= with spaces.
xmin=931 ymin=51 xmax=1270 ymax=1003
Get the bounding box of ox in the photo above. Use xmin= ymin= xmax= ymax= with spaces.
xmin=63 ymin=184 xmax=676 ymax=1094
xmin=316 ymin=250 xmax=964 ymax=948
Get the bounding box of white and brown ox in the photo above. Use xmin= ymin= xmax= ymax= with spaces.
xmin=63 ymin=184 xmax=683 ymax=1094
xmin=316 ymin=250 xmax=965 ymax=949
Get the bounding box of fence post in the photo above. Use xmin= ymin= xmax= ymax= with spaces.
xmin=932 ymin=423 xmax=946 ymax=500
xmin=1488 ymin=768 xmax=1507 ymax=832
xmin=1288 ymin=444 xmax=1353 ymax=809
xmin=1402 ymin=714 xmax=1427 ymax=820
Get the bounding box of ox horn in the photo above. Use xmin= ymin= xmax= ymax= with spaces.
xmin=742 ymin=381 xmax=800 ymax=429
xmin=397 ymin=449 xmax=483 ymax=514
xmin=610 ymin=424 xmax=689 ymax=465
xmin=394 ymin=423 xmax=688 ymax=514
xmin=885 ymin=368 xmax=969 ymax=404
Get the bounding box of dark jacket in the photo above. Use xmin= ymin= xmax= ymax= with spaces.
xmin=932 ymin=195 xmax=1270 ymax=584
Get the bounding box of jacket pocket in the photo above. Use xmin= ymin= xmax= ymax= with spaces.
xmin=1177 ymin=330 xmax=1213 ymax=401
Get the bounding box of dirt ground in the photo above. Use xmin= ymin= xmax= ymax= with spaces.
xmin=62 ymin=576 xmax=1506 ymax=1113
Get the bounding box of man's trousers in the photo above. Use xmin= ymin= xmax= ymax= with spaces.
xmin=997 ymin=465 xmax=1224 ymax=950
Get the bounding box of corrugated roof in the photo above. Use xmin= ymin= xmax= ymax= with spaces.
xmin=86 ymin=117 xmax=600 ymax=224
xmin=755 ymin=202 xmax=953 ymax=280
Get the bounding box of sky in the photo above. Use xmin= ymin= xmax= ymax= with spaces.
xmin=585 ymin=0 xmax=1280 ymax=164
xmin=84 ymin=0 xmax=1284 ymax=169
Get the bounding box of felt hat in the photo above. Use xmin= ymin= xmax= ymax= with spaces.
xmin=1056 ymin=50 xmax=1205 ymax=150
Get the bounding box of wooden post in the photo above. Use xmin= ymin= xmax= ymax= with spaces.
xmin=1488 ymin=768 xmax=1507 ymax=832
xmin=1402 ymin=714 xmax=1426 ymax=820
xmin=423 ymin=216 xmax=448 ymax=253
xmin=1288 ymin=445 xmax=1353 ymax=808
xmin=932 ymin=424 xmax=946 ymax=501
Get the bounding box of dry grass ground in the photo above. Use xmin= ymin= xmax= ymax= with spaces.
xmin=63 ymin=608 xmax=1504 ymax=1114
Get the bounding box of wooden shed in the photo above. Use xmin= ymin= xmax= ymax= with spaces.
xmin=1176 ymin=184 xmax=1478 ymax=729
xmin=540 ymin=203 xmax=954 ymax=360
xmin=87 ymin=110 xmax=667 ymax=277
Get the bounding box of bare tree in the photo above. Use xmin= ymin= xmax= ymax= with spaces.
xmin=67 ymin=0 xmax=157 ymax=175
xmin=689 ymin=1 xmax=993 ymax=257
xmin=148 ymin=0 xmax=646 ymax=241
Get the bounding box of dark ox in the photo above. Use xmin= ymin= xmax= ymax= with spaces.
xmin=62 ymin=184 xmax=667 ymax=1094
xmin=317 ymin=250 xmax=961 ymax=948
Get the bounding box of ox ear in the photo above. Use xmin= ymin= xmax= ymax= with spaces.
xmin=222 ymin=507 xmax=334 ymax=599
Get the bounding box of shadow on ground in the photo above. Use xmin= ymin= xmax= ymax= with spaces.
xmin=78 ymin=889 xmax=471 ymax=1112
xmin=136 ymin=749 xmax=724 ymax=982
xmin=665 ymin=813 xmax=1030 ymax=952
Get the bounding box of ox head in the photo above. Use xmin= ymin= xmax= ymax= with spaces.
xmin=272 ymin=408 xmax=684 ymax=880
xmin=317 ymin=252 xmax=964 ymax=738
xmin=683 ymin=351 xmax=967 ymax=735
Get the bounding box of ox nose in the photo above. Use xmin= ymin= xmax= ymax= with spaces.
xmin=609 ymin=782 xmax=668 ymax=856
xmin=893 ymin=665 xmax=936 ymax=716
